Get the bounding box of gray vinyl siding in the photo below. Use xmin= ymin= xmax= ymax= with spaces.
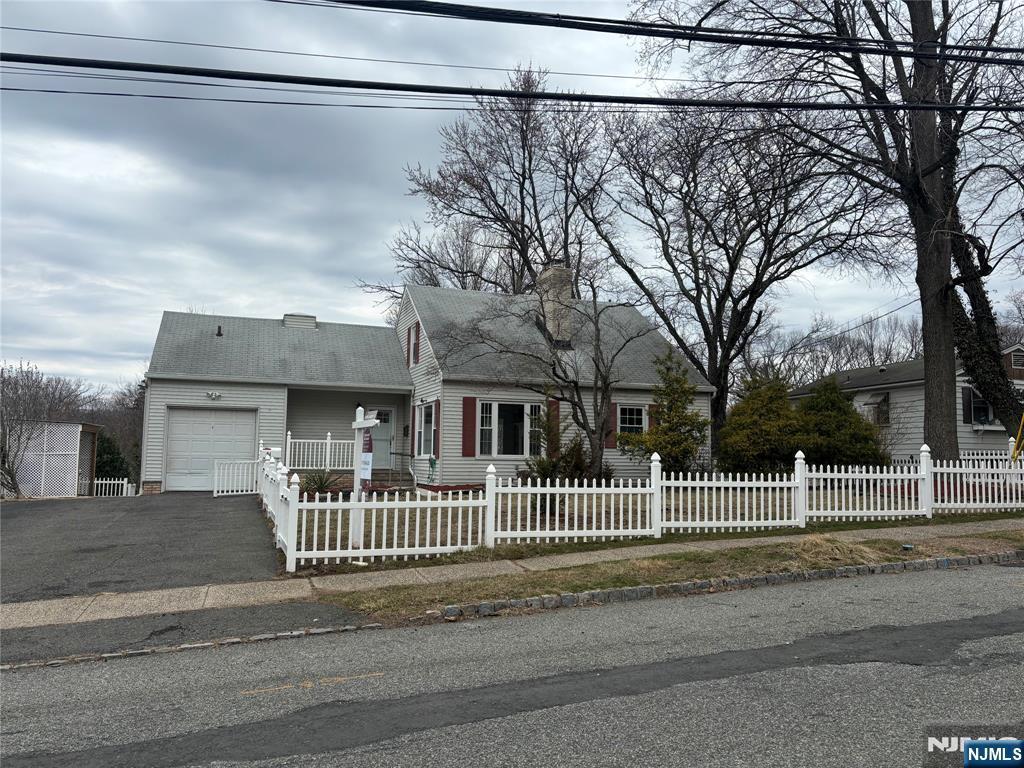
xmin=396 ymin=294 xmax=444 ymax=483
xmin=438 ymin=381 xmax=713 ymax=485
xmin=846 ymin=377 xmax=1020 ymax=460
xmin=286 ymin=388 xmax=409 ymax=474
xmin=955 ymin=375 xmax=1020 ymax=452
xmin=141 ymin=378 xmax=287 ymax=483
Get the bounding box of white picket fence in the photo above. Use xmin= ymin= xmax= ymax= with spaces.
xmin=285 ymin=432 xmax=355 ymax=471
xmin=213 ymin=460 xmax=262 ymax=497
xmin=252 ymin=446 xmax=1023 ymax=572
xmin=91 ymin=477 xmax=136 ymax=497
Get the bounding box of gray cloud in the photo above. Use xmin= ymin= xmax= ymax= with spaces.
xmin=2 ymin=1 xmax=1018 ymax=385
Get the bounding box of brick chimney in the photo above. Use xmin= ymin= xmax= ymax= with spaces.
xmin=537 ymin=265 xmax=575 ymax=345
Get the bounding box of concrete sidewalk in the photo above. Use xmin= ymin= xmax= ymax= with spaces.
xmin=2 ymin=517 xmax=1021 ymax=630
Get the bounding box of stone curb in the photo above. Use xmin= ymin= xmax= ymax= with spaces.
xmin=438 ymin=549 xmax=1024 ymax=622
xmin=0 ymin=622 xmax=384 ymax=673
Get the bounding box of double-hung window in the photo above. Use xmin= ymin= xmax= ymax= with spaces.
xmin=618 ymin=405 xmax=646 ymax=434
xmin=477 ymin=401 xmax=543 ymax=457
xmin=416 ymin=402 xmax=435 ymax=456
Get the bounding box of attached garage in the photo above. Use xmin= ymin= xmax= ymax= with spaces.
xmin=165 ymin=408 xmax=257 ymax=491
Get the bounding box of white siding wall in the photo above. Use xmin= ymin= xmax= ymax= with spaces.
xmin=396 ymin=295 xmax=444 ymax=483
xmin=142 ymin=379 xmax=288 ymax=483
xmin=848 ymin=377 xmax=1020 ymax=460
xmin=438 ymin=381 xmax=713 ymax=485
xmin=286 ymin=388 xmax=409 ymax=473
xmin=955 ymin=375 xmax=1020 ymax=452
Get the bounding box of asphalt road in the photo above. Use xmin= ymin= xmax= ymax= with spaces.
xmin=0 ymin=494 xmax=277 ymax=602
xmin=0 ymin=602 xmax=369 ymax=664
xmin=2 ymin=565 xmax=1023 ymax=768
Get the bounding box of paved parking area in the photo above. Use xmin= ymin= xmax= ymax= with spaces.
xmin=0 ymin=493 xmax=278 ymax=603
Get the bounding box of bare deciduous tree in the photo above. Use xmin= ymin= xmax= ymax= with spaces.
xmin=362 ymin=69 xmax=613 ymax=307
xmin=744 ymin=312 xmax=924 ymax=388
xmin=435 ymin=269 xmax=659 ymax=476
xmin=634 ymin=0 xmax=1024 ymax=458
xmin=579 ymin=110 xmax=892 ymax=452
xmin=1 ymin=361 xmax=98 ymax=496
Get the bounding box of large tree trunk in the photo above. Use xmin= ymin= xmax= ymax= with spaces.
xmin=906 ymin=2 xmax=959 ymax=462
xmin=912 ymin=205 xmax=959 ymax=460
xmin=709 ymin=386 xmax=728 ymax=458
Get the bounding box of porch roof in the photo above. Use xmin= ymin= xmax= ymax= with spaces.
xmin=147 ymin=311 xmax=413 ymax=390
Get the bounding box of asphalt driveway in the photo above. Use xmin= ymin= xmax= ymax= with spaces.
xmin=0 ymin=493 xmax=278 ymax=603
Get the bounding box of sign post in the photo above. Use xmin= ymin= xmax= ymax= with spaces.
xmin=350 ymin=406 xmax=379 ymax=550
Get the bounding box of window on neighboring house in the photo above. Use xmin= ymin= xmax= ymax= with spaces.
xmin=477 ymin=401 xmax=543 ymax=457
xmin=618 ymin=405 xmax=646 ymax=434
xmin=971 ymin=390 xmax=993 ymax=425
xmin=1012 ymin=351 xmax=1024 ymax=369
xmin=416 ymin=402 xmax=434 ymax=456
xmin=864 ymin=392 xmax=890 ymax=426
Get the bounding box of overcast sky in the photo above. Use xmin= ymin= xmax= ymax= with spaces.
xmin=1 ymin=0 xmax=1019 ymax=387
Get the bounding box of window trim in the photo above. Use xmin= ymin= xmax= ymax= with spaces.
xmin=476 ymin=400 xmax=543 ymax=458
xmin=969 ymin=389 xmax=994 ymax=426
xmin=416 ymin=402 xmax=435 ymax=457
xmin=617 ymin=404 xmax=647 ymax=435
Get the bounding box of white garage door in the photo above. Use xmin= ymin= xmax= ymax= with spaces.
xmin=165 ymin=408 xmax=257 ymax=491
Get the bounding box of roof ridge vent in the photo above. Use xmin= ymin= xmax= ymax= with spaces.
xmin=283 ymin=312 xmax=317 ymax=329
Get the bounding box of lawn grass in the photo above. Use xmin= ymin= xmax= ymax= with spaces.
xmin=291 ymin=509 xmax=1024 ymax=577
xmin=319 ymin=529 xmax=1024 ymax=623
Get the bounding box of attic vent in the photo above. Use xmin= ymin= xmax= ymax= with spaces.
xmin=283 ymin=313 xmax=317 ymax=329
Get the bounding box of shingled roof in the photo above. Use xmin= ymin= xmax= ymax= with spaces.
xmin=789 ymin=357 xmax=925 ymax=397
xmin=406 ymin=284 xmax=713 ymax=390
xmin=147 ymin=311 xmax=413 ymax=390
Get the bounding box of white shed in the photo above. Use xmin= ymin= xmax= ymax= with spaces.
xmin=14 ymin=421 xmax=99 ymax=498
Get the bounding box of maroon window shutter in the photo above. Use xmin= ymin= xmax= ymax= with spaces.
xmin=462 ymin=397 xmax=477 ymax=457
xmin=433 ymin=398 xmax=441 ymax=457
xmin=406 ymin=326 xmax=411 ymax=367
xmin=961 ymin=387 xmax=973 ymax=424
xmin=648 ymin=403 xmax=659 ymax=429
xmin=605 ymin=402 xmax=617 ymax=448
xmin=413 ymin=322 xmax=421 ymax=364
xmin=410 ymin=404 xmax=417 ymax=455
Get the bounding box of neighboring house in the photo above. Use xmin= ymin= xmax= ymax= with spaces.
xmin=140 ymin=268 xmax=713 ymax=492
xmin=789 ymin=345 xmax=1024 ymax=461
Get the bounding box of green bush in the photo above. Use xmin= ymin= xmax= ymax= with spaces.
xmin=718 ymin=377 xmax=887 ymax=473
xmin=717 ymin=378 xmax=801 ymax=473
xmin=794 ymin=378 xmax=886 ymax=467
xmin=95 ymin=431 xmax=131 ymax=479
xmin=617 ymin=353 xmax=709 ymax=473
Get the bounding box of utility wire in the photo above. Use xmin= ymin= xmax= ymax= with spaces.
xmin=0 ymin=25 xmax=713 ymax=85
xmin=321 ymin=0 xmax=1024 ymax=67
xmin=4 ymin=53 xmax=1022 ymax=112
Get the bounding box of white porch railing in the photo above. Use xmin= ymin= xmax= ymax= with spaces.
xmin=285 ymin=432 xmax=356 ymax=471
xmin=253 ymin=446 xmax=1023 ymax=572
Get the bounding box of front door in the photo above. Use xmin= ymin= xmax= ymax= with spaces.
xmin=370 ymin=408 xmax=394 ymax=470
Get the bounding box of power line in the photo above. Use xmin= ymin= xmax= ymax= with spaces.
xmin=4 ymin=53 xmax=1022 ymax=112
xmin=322 ymin=0 xmax=1024 ymax=67
xmin=0 ymin=25 xmax=712 ymax=85
xmin=786 ymin=296 xmax=920 ymax=354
